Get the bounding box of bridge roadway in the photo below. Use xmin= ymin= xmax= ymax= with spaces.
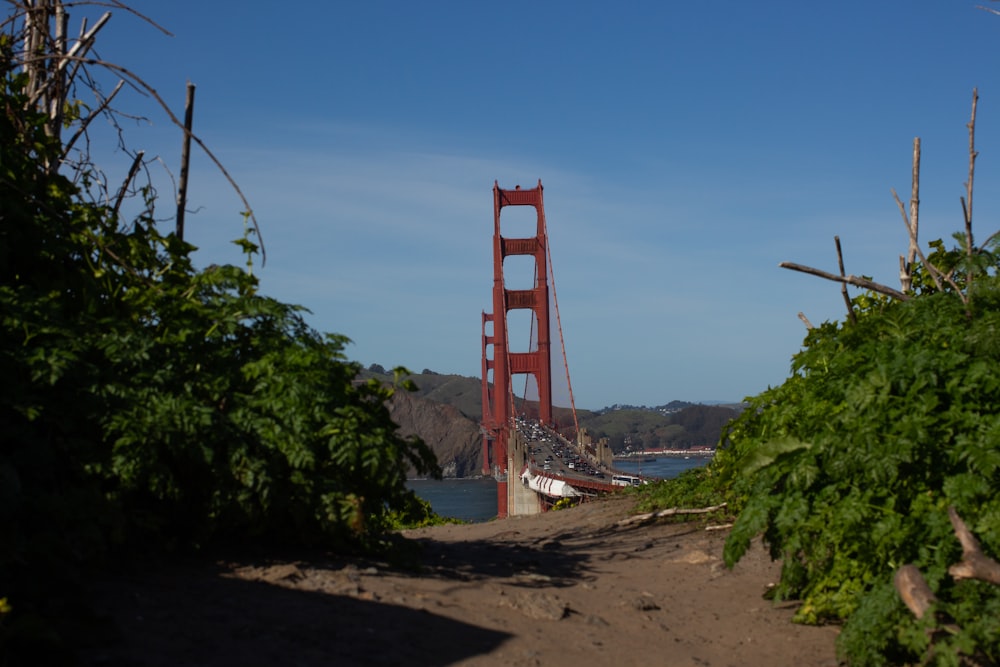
xmin=512 ymin=420 xmax=639 ymax=508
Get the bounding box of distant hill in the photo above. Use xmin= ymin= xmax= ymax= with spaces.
xmin=359 ymin=365 xmax=744 ymax=477
xmin=580 ymin=404 xmax=740 ymax=452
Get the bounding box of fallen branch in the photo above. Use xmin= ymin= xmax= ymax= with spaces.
xmin=948 ymin=506 xmax=1000 ymax=585
xmin=895 ymin=564 xmax=937 ymax=619
xmin=617 ymin=503 xmax=727 ymax=527
xmin=705 ymin=523 xmax=733 ymax=532
xmin=895 ymin=508 xmax=1000 ymax=666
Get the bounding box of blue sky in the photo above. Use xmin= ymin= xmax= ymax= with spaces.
xmin=76 ymin=1 xmax=1000 ymax=409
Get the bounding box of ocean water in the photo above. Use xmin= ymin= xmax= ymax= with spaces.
xmin=406 ymin=478 xmax=499 ymax=523
xmin=612 ymin=455 xmax=711 ymax=480
xmin=407 ymin=456 xmax=711 ymax=523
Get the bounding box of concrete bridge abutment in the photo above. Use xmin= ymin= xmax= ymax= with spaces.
xmin=507 ymin=429 xmax=543 ymax=516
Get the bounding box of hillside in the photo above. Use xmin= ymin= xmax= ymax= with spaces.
xmin=359 ymin=367 xmax=485 ymax=477
xmin=360 ymin=366 xmax=743 ymax=477
xmin=582 ymin=403 xmax=742 ymax=452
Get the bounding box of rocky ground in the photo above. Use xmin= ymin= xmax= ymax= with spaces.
xmin=81 ymin=496 xmax=841 ymax=667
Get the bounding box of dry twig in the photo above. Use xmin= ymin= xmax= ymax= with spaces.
xmin=13 ymin=3 xmax=265 ymax=261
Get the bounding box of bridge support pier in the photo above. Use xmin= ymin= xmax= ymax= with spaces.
xmin=507 ymin=430 xmax=543 ymax=516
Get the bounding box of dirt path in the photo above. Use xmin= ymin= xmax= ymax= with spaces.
xmin=81 ymin=496 xmax=840 ymax=666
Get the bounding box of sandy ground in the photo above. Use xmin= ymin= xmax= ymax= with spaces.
xmin=80 ymin=496 xmax=841 ymax=667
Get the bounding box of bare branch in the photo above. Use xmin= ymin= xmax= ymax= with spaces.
xmin=62 ymin=77 xmax=124 ymax=159
xmin=892 ymin=187 xmax=965 ymax=298
xmin=111 ymin=149 xmax=144 ymax=221
xmin=176 ymin=81 xmax=195 ymax=240
xmin=49 ymin=2 xmax=67 ymax=135
xmin=87 ymin=1 xmax=175 ymax=38
xmin=978 ymin=228 xmax=1000 ymax=250
xmin=964 ymin=89 xmax=979 ymax=289
xmin=26 ymin=10 xmax=111 ymax=110
xmin=22 ymin=53 xmax=266 ymax=262
xmin=797 ymin=312 xmax=813 ymax=329
xmin=779 ymin=261 xmax=910 ymax=301
xmin=13 ymin=3 xmax=262 ymax=260
xmin=900 ymin=137 xmax=921 ymax=292
xmin=835 ymin=236 xmax=856 ymax=323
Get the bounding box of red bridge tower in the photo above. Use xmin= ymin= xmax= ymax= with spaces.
xmin=481 ymin=180 xmax=552 ymax=518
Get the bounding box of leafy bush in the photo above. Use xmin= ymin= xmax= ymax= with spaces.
xmin=636 ymin=228 xmax=1000 ymax=665
xmin=0 ymin=15 xmax=440 ymax=663
xmin=705 ymin=254 xmax=1000 ymax=664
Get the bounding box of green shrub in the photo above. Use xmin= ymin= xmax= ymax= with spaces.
xmin=633 ymin=235 xmax=1000 ymax=664
xmin=719 ymin=270 xmax=1000 ymax=664
xmin=0 ymin=15 xmax=441 ymax=663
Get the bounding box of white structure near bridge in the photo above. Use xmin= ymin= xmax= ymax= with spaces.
xmin=520 ymin=468 xmax=581 ymax=499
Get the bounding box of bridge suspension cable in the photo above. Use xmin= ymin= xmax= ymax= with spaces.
xmin=517 ymin=218 xmax=578 ymax=437
xmin=546 ymin=225 xmax=579 ymax=437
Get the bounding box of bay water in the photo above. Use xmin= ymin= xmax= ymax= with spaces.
xmin=407 ymin=455 xmax=711 ymax=523
xmin=406 ymin=477 xmax=499 ymax=523
xmin=612 ymin=455 xmax=713 ymax=479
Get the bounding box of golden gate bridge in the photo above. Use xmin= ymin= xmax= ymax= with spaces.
xmin=480 ymin=181 xmax=627 ymax=517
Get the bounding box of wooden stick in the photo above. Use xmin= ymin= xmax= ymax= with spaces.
xmin=966 ymin=90 xmax=978 ymax=254
xmin=964 ymin=89 xmax=978 ymax=288
xmin=893 ymin=186 xmax=947 ymax=294
xmin=835 ymin=236 xmax=856 ymax=323
xmin=48 ymin=3 xmax=67 ymax=141
xmin=112 ymin=150 xmax=145 ymax=221
xmin=705 ymin=523 xmax=733 ymax=532
xmin=779 ymin=261 xmax=910 ymax=301
xmin=27 ymin=10 xmax=112 ymax=110
xmin=176 ymin=82 xmax=196 ymax=240
xmin=900 ymin=137 xmax=921 ymax=292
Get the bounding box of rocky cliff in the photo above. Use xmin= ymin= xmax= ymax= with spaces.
xmin=388 ymin=390 xmax=483 ymax=478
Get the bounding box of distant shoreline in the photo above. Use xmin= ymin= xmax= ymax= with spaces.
xmin=614 ymin=449 xmax=715 ymax=459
